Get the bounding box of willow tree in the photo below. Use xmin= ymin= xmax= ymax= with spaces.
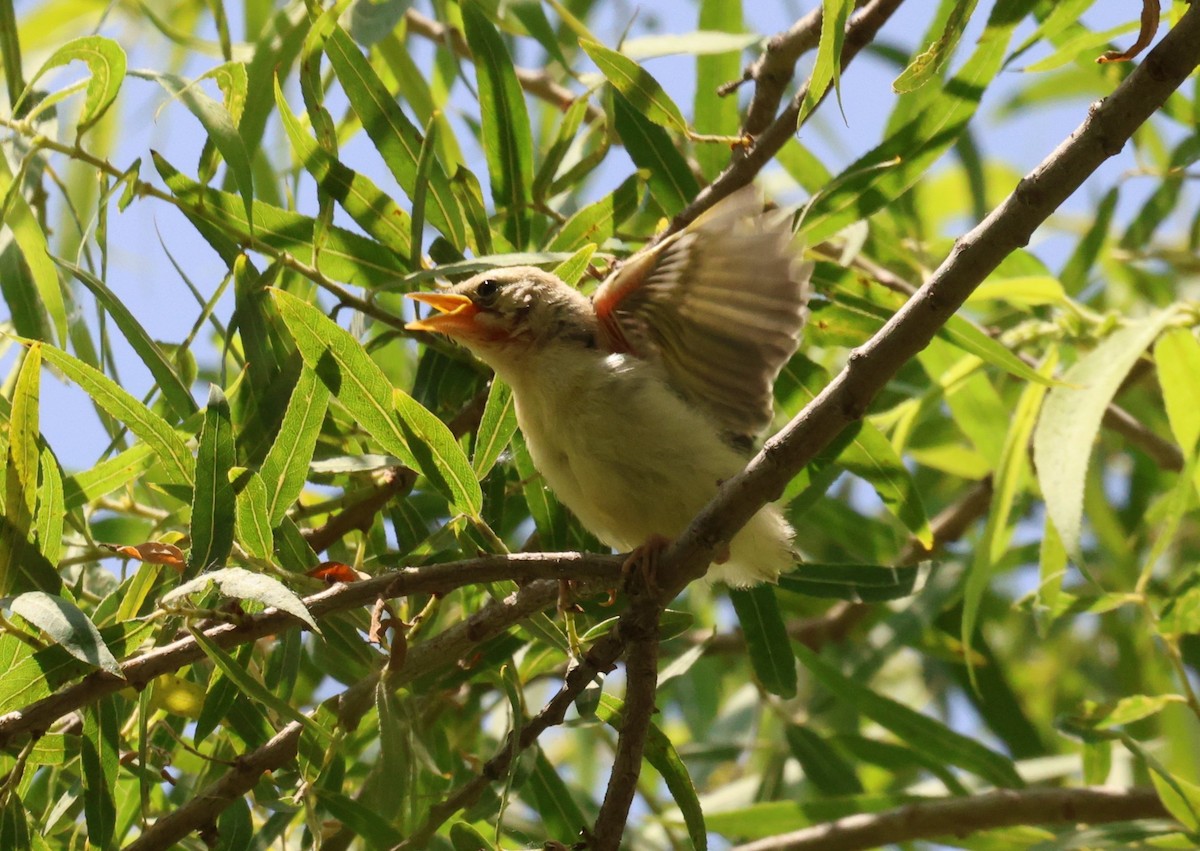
xmin=1 ymin=1 xmax=1200 ymax=849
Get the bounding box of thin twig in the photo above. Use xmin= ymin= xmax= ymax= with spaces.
xmin=123 ymin=722 xmax=303 ymax=851
xmin=732 ymin=786 xmax=1171 ymax=851
xmin=403 ymin=9 xmax=602 ymax=121
xmin=665 ymin=0 xmax=906 ymax=240
xmin=0 ymin=554 xmax=623 ymax=749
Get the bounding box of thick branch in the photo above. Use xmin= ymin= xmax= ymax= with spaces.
xmin=124 ymin=722 xmax=303 ymax=851
xmin=732 ymin=786 xmax=1171 ymax=851
xmin=0 ymin=553 xmax=622 ymax=749
xmin=654 ymin=4 xmax=1200 ymax=598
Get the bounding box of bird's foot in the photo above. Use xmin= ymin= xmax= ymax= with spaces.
xmin=621 ymin=533 xmax=671 ymax=596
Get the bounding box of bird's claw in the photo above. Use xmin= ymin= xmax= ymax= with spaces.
xmin=621 ymin=533 xmax=671 ymax=596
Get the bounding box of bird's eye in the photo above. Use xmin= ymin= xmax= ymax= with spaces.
xmin=476 ymin=279 xmax=500 ymax=301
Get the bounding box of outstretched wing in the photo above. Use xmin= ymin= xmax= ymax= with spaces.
xmin=593 ymin=186 xmax=811 ymax=440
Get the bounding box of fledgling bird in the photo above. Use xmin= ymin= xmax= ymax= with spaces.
xmin=406 ymin=187 xmax=810 ymax=586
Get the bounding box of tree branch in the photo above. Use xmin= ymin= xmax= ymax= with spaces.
xmin=0 ymin=553 xmax=622 ymax=749
xmin=591 ymin=594 xmax=663 ymax=850
xmin=123 ymin=722 xmax=303 ymax=851
xmin=732 ymin=786 xmax=1172 ymax=851
xmin=666 ymin=0 xmax=906 ymax=239
xmin=654 ymin=3 xmax=1200 ymax=599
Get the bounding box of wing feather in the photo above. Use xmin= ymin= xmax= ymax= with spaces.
xmin=593 ymin=187 xmax=811 ymax=439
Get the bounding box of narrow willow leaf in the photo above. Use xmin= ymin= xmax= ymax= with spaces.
xmin=275 ymin=76 xmax=413 ymax=259
xmin=728 ymin=586 xmax=797 ymax=698
xmin=893 ymin=0 xmax=980 ymax=92
xmin=320 ymin=791 xmax=406 ymax=846
xmin=163 ymin=566 xmax=318 ymax=632
xmin=510 ymin=431 xmax=568 ymax=548
xmin=625 ymin=30 xmax=759 ymax=60
xmin=325 ymin=25 xmax=467 ymax=249
xmin=461 ymin=4 xmax=533 ymax=248
xmin=965 ymin=275 xmax=1066 ymax=307
xmin=472 ymin=379 xmax=517 ymax=479
xmin=533 ymin=95 xmax=591 ymax=203
xmin=0 ymin=795 xmax=30 ymax=850
xmin=509 ymin=1 xmax=570 ymax=67
xmin=963 ymin=351 xmax=1056 ymax=682
xmin=9 ymin=344 xmax=40 ymax=512
xmin=197 ymin=61 xmax=249 ymax=183
xmin=21 ymin=35 xmax=126 ymax=136
xmin=55 ymin=256 xmax=197 ymax=420
xmin=33 ymin=444 xmax=63 ymax=567
xmin=0 ymin=152 xmax=66 ymax=345
xmin=154 ymin=152 xmax=406 ymax=287
xmin=797 ymin=645 xmax=1023 ymax=788
xmin=190 ymin=385 xmax=236 ymax=573
xmin=1023 ymin=22 xmax=1139 ymax=73
xmin=259 ymin=366 xmax=329 ymax=525
xmin=552 ymin=244 xmax=597 ymax=286
xmin=1154 ymin=328 xmax=1200 ymax=455
xmin=785 ymin=724 xmax=864 ymax=796
xmin=612 ymin=90 xmax=698 ymax=218
xmin=548 ymin=171 xmax=643 ymax=253
xmin=797 ymin=0 xmax=851 ymax=125
xmin=63 ymin=443 xmax=155 ymax=509
xmin=10 ymin=592 xmax=121 ymax=676
xmin=272 ymin=289 xmax=481 ymax=516
xmin=1061 ymin=187 xmax=1118 ymax=294
xmin=597 ymin=694 xmax=707 ymax=851
xmin=777 ymin=562 xmax=926 ymax=603
xmin=232 ymin=468 xmax=273 ymax=560
xmin=1034 ymin=312 xmax=1175 ymax=555
xmin=582 ymin=38 xmax=688 ymax=134
xmin=695 ymin=0 xmax=744 ymax=180
xmin=527 ymin=748 xmax=589 ymax=842
xmin=800 ymin=0 xmax=1035 ymax=244
xmin=133 ymin=68 xmax=255 ymax=229
xmin=189 ymin=626 xmax=328 ymax=737
xmin=81 ymin=696 xmax=119 ymax=849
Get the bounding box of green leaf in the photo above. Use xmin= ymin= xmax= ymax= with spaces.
xmin=1155 ymin=328 xmax=1200 ymax=455
xmin=582 ymin=38 xmax=688 ymax=134
xmin=190 ymin=385 xmax=236 ymax=573
xmin=526 ymin=748 xmax=589 ymax=841
xmin=275 ymin=76 xmax=413 ymax=260
xmin=80 ymin=696 xmax=119 ymax=849
xmin=325 ymin=25 xmax=466 ymax=249
xmin=797 ymin=0 xmax=851 ymax=125
xmin=796 ymin=645 xmax=1024 ymax=789
xmin=10 ymin=592 xmax=121 ymax=676
xmin=893 ymin=0 xmax=981 ymax=92
xmin=695 ymin=1 xmax=744 ymax=180
xmin=472 ymin=379 xmax=517 ymax=479
xmin=318 ymin=790 xmax=405 ymax=846
xmin=962 ymin=350 xmax=1056 ymax=681
xmin=63 ymin=443 xmax=156 ymax=510
xmin=189 ymin=625 xmax=328 ymax=737
xmin=965 ymin=275 xmax=1066 ymax=307
xmin=728 ymin=586 xmax=797 ymax=698
xmin=0 ymin=796 xmax=31 ymax=851
xmin=259 ymin=365 xmax=330 ymax=525
xmin=272 ymin=289 xmax=482 ymax=516
xmin=462 ymin=2 xmax=534 ymax=249
xmin=232 ymin=468 xmax=273 ymax=561
xmin=510 ymin=430 xmax=569 ymax=548
xmin=611 ymin=89 xmax=698 ymax=218
xmin=21 ymin=35 xmax=126 ymax=136
xmin=154 ymin=151 xmax=406 ymax=287
xmin=548 ymin=171 xmax=644 ymax=253
xmin=163 ymin=566 xmax=318 ymax=633
xmin=625 ymin=30 xmax=759 ymax=60
xmin=0 ymin=151 xmax=66 ymax=345
xmin=800 ymin=0 xmax=1035 ymax=244
xmin=54 ymin=256 xmax=197 ymax=420
xmin=132 ymin=68 xmax=256 ymax=229
xmin=1034 ymin=312 xmax=1176 ymax=555
xmin=597 ymin=694 xmax=706 ymax=851
xmin=33 ymin=444 xmax=63 ymax=567
xmin=777 ymin=562 xmax=927 ymax=602
xmin=785 ymin=724 xmax=864 ymax=796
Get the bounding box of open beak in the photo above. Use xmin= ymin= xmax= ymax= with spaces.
xmin=405 ymin=292 xmax=478 ymax=336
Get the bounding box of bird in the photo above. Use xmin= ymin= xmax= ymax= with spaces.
xmin=406 ymin=186 xmax=810 ymax=587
